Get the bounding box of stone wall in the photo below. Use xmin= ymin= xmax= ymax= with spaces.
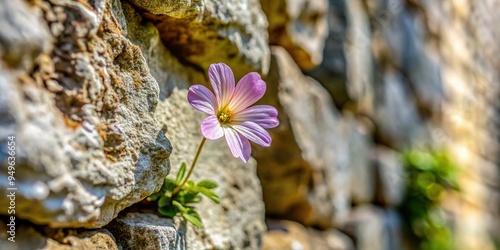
xmin=0 ymin=0 xmax=498 ymax=249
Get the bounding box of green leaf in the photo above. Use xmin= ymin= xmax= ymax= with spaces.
xmin=182 ymin=211 xmax=203 ymax=228
xmin=158 ymin=206 xmax=177 ymax=218
xmin=187 ymin=180 xmax=195 ymax=187
xmin=164 ymin=177 xmax=177 ymax=186
xmin=175 ymin=162 xmax=187 ymax=184
xmin=147 ymin=192 xmax=161 ymax=201
xmin=161 ymin=178 xmax=177 ymax=194
xmin=197 ymin=180 xmax=218 ymax=189
xmin=190 ymin=196 xmax=202 ymax=204
xmin=172 ymin=200 xmax=187 ymax=212
xmin=177 ymin=192 xmax=186 ymax=204
xmin=183 ymin=192 xmax=202 ymax=204
xmin=197 ymin=187 xmax=220 ymax=204
xmin=186 ymin=208 xmax=202 ymax=219
xmin=158 ymin=195 xmax=172 ymax=207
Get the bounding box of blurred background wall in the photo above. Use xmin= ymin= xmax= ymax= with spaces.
xmin=258 ymin=0 xmax=499 ymax=249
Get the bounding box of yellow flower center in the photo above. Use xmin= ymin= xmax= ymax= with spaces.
xmin=217 ymin=108 xmax=232 ymax=124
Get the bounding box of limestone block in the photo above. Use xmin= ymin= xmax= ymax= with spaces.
xmin=263 ymin=220 xmax=354 ymax=250
xmin=106 ymin=213 xmax=179 ymax=250
xmin=0 ymin=0 xmax=52 ymax=71
xmin=373 ymin=146 xmax=405 ymax=207
xmin=130 ymin=0 xmax=270 ymax=79
xmin=0 ymin=0 xmax=171 ymax=228
xmin=372 ymin=71 xmax=421 ymax=149
xmin=254 ymin=46 xmax=345 ymax=228
xmin=0 ymin=219 xmax=118 ymax=250
xmin=261 ymin=0 xmax=329 ymax=69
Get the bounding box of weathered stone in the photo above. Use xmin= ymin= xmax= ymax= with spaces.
xmin=488 ymin=188 xmax=500 ymax=248
xmin=383 ymin=209 xmax=404 ymax=250
xmin=306 ymin=0 xmax=349 ymax=108
xmin=476 ymin=158 xmax=500 ymax=189
xmin=454 ymin=206 xmax=497 ymax=250
xmin=369 ymin=1 xmax=409 ymax=69
xmin=0 ymin=0 xmax=171 ymax=228
xmin=342 ymin=205 xmax=389 ymax=250
xmin=469 ymin=1 xmax=500 ymax=69
xmin=254 ymin=46 xmax=343 ymax=229
xmin=130 ymin=0 xmax=270 ymax=79
xmin=372 ymin=71 xmax=421 ymax=149
xmin=0 ymin=0 xmax=52 ymax=71
xmin=0 ymin=219 xmax=118 ymax=250
xmin=124 ymin=0 xmax=205 ymax=17
xmin=263 ymin=220 xmax=310 ymax=250
xmin=263 ymin=220 xmax=355 ymax=250
xmin=114 ymin=0 xmax=206 ymax=99
xmin=373 ymin=146 xmax=405 ymax=207
xmin=344 ymin=0 xmax=373 ymax=113
xmin=261 ymin=0 xmax=329 ymax=70
xmin=345 ymin=116 xmax=375 ymax=205
xmin=370 ymin=1 xmax=443 ymax=114
xmin=0 ymin=220 xmax=47 ymax=250
xmin=106 ymin=213 xmax=180 ymax=250
xmin=43 ymin=228 xmax=118 ymax=250
xmin=306 ymin=228 xmax=355 ymax=250
xmin=406 ymin=48 xmax=443 ymax=114
xmin=154 ymin=88 xmax=266 ymax=249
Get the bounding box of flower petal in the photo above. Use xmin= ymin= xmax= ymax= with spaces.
xmin=223 ymin=128 xmax=251 ymax=162
xmin=228 ymin=72 xmax=266 ymax=112
xmin=231 ymin=121 xmax=272 ymax=147
xmin=208 ymin=63 xmax=235 ymax=108
xmin=187 ymin=85 xmax=217 ymax=114
xmin=233 ymin=105 xmax=279 ymax=128
xmin=201 ymin=115 xmax=224 ymax=140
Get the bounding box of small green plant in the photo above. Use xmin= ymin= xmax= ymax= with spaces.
xmin=148 ymin=162 xmax=220 ymax=228
xmin=399 ymin=149 xmax=460 ymax=250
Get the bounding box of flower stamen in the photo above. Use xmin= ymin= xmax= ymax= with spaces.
xmin=217 ymin=108 xmax=232 ymax=124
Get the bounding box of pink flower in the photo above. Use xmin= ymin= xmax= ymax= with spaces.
xmin=187 ymin=63 xmax=279 ymax=162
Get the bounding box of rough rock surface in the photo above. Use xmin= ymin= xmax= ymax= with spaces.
xmin=254 ymin=46 xmax=342 ymax=228
xmin=114 ymin=0 xmax=206 ymax=98
xmin=0 ymin=0 xmax=171 ymax=228
xmin=0 ymin=0 xmax=52 ymax=71
xmin=154 ymin=88 xmax=266 ymax=249
xmin=263 ymin=220 xmax=354 ymax=250
xmin=372 ymin=71 xmax=422 ymax=149
xmin=261 ymin=0 xmax=329 ymax=70
xmin=0 ymin=218 xmax=118 ymax=250
xmin=306 ymin=0 xmax=348 ymax=108
xmin=343 ymin=0 xmax=373 ymax=113
xmin=106 ymin=213 xmax=179 ymax=250
xmin=129 ymin=0 xmax=270 ymax=79
xmin=316 ymin=0 xmax=499 ymax=248
xmin=345 ymin=117 xmax=374 ymax=205
xmin=373 ymin=146 xmax=405 ymax=207
xmin=342 ymin=205 xmax=388 ymax=250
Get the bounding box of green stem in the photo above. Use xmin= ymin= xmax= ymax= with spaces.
xmin=172 ymin=137 xmax=207 ymax=195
